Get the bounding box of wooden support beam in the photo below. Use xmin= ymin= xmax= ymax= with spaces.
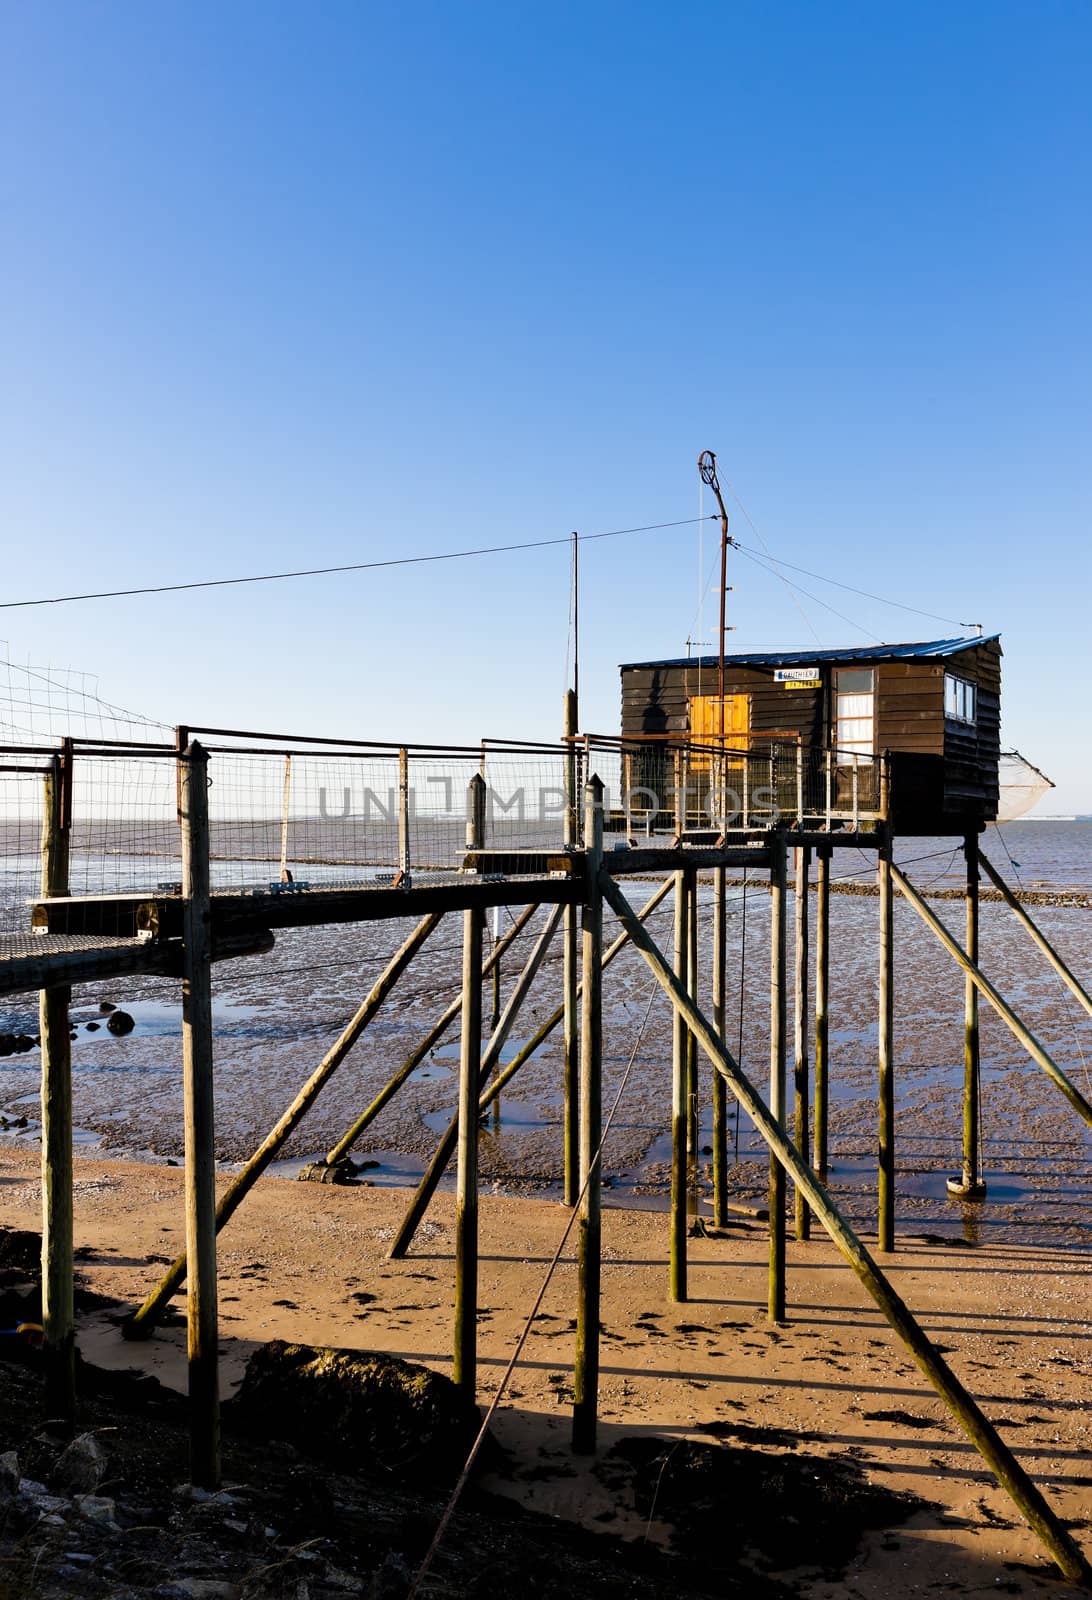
xmin=670 ymin=867 xmax=689 ymax=1302
xmin=563 ymin=688 xmax=580 ymax=1207
xmin=127 ymin=909 xmax=442 ymax=1334
xmin=768 ymin=829 xmax=787 ymax=1321
xmin=979 ymin=849 xmax=1092 ymax=1021
xmin=39 ymin=756 xmax=74 ymax=1426
xmin=878 ymin=830 xmax=895 ymax=1254
xmin=454 ymin=774 xmax=486 ymax=1399
xmin=686 ymin=869 xmax=699 ymax=1165
xmin=322 ymin=903 xmax=539 ymax=1169
xmin=794 ymin=844 xmax=812 ymax=1241
xmin=573 ymin=777 xmax=603 ymax=1454
xmin=597 ymin=869 xmax=1092 ymax=1589
xmin=891 ymin=863 xmax=1092 ymax=1134
xmin=711 ymin=865 xmax=728 ymax=1228
xmin=814 ymin=844 xmax=831 ymax=1183
xmin=949 ymin=835 xmax=986 ymax=1199
xmin=179 ymin=742 xmax=220 ymax=1489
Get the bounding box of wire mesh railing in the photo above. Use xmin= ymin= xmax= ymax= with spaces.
xmin=0 ymin=723 xmax=889 ymax=942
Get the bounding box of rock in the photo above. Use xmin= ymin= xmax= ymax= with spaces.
xmin=98 ymin=1001 xmax=116 ymax=1014
xmin=106 ymin=1010 xmax=135 ymax=1036
xmin=52 ymin=1433 xmax=108 ymax=1495
xmin=159 ymin=1581 xmax=237 ymax=1599
xmin=15 ymin=1037 xmax=35 ymax=1053
xmin=368 ymin=1552 xmax=412 ymax=1600
xmin=19 ymin=1479 xmax=69 ymax=1518
xmin=0 ymin=1450 xmax=19 ymax=1494
xmin=85 ymin=1021 xmax=100 ymax=1032
xmin=0 ymin=1036 xmax=13 ymax=1057
xmin=74 ymin=1494 xmax=118 ymax=1527
xmin=227 ymin=1341 xmax=483 ymax=1487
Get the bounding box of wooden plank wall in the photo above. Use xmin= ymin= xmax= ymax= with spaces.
xmin=620 ymin=639 xmax=1003 ymax=830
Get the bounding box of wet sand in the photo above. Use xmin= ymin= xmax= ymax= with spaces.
xmin=0 ymin=1146 xmax=1089 ymax=1596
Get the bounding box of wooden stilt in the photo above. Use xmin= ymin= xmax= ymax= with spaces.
xmin=179 ymin=742 xmax=220 ymax=1488
xmin=670 ymin=866 xmax=689 ymax=1302
xmin=794 ymin=843 xmax=812 ymax=1241
xmin=949 ymin=834 xmax=986 ymax=1199
xmin=814 ymin=844 xmax=831 ymax=1182
xmin=563 ymin=688 xmax=580 ymax=1206
xmin=129 ymin=909 xmax=442 ymax=1333
xmin=878 ymin=829 xmax=895 ymax=1254
xmin=572 ymin=776 xmax=603 ymax=1454
xmin=39 ymin=753 xmax=74 ymax=1426
xmin=768 ymin=828 xmax=787 ymax=1320
xmin=711 ymin=865 xmax=728 ymax=1227
xmin=597 ymin=869 xmax=1092 ymax=1590
xmin=686 ymin=869 xmax=699 ymax=1164
xmin=454 ymin=774 xmax=486 ymax=1399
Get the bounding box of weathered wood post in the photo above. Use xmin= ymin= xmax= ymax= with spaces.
xmin=948 ymin=833 xmax=986 ymax=1199
xmin=40 ymin=749 xmax=74 ymax=1425
xmin=686 ymin=866 xmax=699 ymax=1164
xmin=670 ymin=754 xmax=689 ymax=1302
xmin=563 ymin=689 xmax=580 ymax=1206
xmin=793 ymin=842 xmax=812 ymax=1241
xmin=878 ymin=826 xmax=895 ymax=1253
xmin=814 ymin=844 xmax=831 ymax=1182
xmin=454 ymin=773 xmax=486 ymax=1399
xmin=179 ymin=740 xmax=220 ymax=1488
xmin=573 ymin=775 xmax=603 ymax=1453
xmin=398 ymin=747 xmax=411 ymax=882
xmin=769 ymin=827 xmax=787 ymax=1321
xmin=711 ymin=863 xmax=728 ymax=1227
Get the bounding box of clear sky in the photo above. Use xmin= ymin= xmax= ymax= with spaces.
xmin=3 ymin=3 xmax=1090 ymax=808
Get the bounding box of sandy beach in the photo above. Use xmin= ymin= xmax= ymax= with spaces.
xmin=1 ymin=1145 xmax=1089 ymax=1596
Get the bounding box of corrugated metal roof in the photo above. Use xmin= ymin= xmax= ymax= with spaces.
xmin=619 ymin=635 xmax=1000 ymax=672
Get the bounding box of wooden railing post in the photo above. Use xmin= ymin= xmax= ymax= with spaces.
xmin=454 ymin=774 xmax=486 ymax=1399
xmin=40 ymin=752 xmax=74 ymax=1426
xmin=573 ymin=776 xmax=603 ymax=1453
xmin=179 ymin=741 xmax=220 ymax=1488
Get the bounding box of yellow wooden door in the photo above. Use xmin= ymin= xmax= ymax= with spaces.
xmin=689 ymin=693 xmax=750 ymax=748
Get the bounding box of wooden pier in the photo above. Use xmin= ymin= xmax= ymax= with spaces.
xmin=1 ymin=720 xmax=1090 ymax=1584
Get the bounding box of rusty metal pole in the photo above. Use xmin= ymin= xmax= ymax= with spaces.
xmin=573 ymin=776 xmax=603 ymax=1454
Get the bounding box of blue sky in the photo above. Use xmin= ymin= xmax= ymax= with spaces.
xmin=2 ymin=2 xmax=1090 ymax=807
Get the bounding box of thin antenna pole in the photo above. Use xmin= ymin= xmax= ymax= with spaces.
xmin=698 ymin=452 xmax=732 ymax=743
xmin=571 ymin=531 xmax=580 ymax=704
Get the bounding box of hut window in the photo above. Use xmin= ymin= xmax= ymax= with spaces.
xmin=944 ymin=674 xmax=977 ymax=725
xmin=835 ymin=668 xmax=874 ymax=757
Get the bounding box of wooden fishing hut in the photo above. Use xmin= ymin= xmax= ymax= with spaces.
xmin=618 ymin=635 xmax=1002 ymax=834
